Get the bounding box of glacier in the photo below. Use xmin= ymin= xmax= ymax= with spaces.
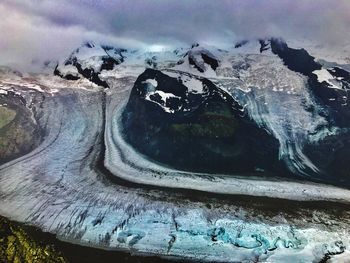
xmin=1 ymin=38 xmax=350 ymax=262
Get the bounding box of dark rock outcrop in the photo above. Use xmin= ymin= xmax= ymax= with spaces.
xmin=270 ymin=38 xmax=322 ymax=75
xmin=269 ymin=38 xmax=350 ymax=127
xmin=304 ymin=131 xmax=350 ymax=187
xmin=309 ymin=67 xmax=350 ymax=126
xmin=122 ymin=68 xmax=285 ymax=175
xmin=186 ymin=47 xmax=220 ymax=72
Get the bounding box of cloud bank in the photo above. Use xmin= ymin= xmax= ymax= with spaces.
xmin=0 ymin=0 xmax=349 ymax=70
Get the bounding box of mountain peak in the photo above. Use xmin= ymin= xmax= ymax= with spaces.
xmin=82 ymin=41 xmax=96 ymax=48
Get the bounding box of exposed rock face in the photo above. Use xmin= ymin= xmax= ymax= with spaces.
xmin=122 ymin=68 xmax=284 ymax=174
xmin=256 ymin=38 xmax=350 ymax=186
xmin=309 ymin=66 xmax=350 ymax=127
xmin=186 ymin=46 xmax=220 ymax=72
xmin=0 ymin=92 xmax=42 ymax=164
xmin=267 ymin=38 xmax=350 ymax=126
xmin=270 ymin=38 xmax=322 ymax=75
xmin=304 ymin=65 xmax=350 ymax=185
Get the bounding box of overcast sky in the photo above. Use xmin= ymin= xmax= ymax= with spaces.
xmin=1 ymin=0 xmax=350 ymax=70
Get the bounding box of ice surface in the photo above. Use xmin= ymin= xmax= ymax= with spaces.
xmin=142 ymin=78 xmax=158 ymax=87
xmin=313 ymin=68 xmax=343 ymax=90
xmin=1 ymin=82 xmax=350 ymax=262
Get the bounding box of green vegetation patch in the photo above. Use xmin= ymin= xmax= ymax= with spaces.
xmin=171 ymin=115 xmax=238 ymax=138
xmin=0 ymin=217 xmax=67 ymax=263
xmin=169 ymin=102 xmax=239 ymax=138
xmin=170 ymin=103 xmax=239 ymax=138
xmin=0 ymin=106 xmax=16 ymax=129
xmin=0 ymin=105 xmax=41 ymax=164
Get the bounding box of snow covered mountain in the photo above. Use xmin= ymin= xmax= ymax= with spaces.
xmin=122 ymin=68 xmax=283 ymax=174
xmin=13 ymin=38 xmax=350 ymax=186
xmin=54 ymin=41 xmax=188 ymax=87
xmin=54 ymin=42 xmax=127 ymax=87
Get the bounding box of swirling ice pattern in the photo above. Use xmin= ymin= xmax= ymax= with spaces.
xmin=0 ymin=80 xmax=349 ymax=262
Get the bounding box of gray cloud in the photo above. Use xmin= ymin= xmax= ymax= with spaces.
xmin=0 ymin=0 xmax=349 ymax=71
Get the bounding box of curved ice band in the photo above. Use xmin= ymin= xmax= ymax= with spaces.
xmin=105 ymin=85 xmax=350 ymax=203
